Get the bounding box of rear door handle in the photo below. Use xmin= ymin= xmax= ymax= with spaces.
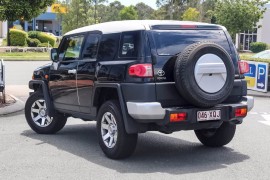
xmin=68 ymin=69 xmax=77 ymax=74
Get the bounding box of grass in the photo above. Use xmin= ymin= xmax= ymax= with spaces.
xmin=0 ymin=52 xmax=49 ymax=61
xmin=239 ymin=52 xmax=270 ymax=63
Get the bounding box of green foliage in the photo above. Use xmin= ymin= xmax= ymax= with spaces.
xmin=0 ymin=0 xmax=54 ymax=21
xmin=250 ymin=42 xmax=268 ymax=53
xmin=27 ymin=38 xmax=41 ymax=47
xmin=119 ymin=6 xmax=138 ymax=20
xmin=182 ymin=7 xmax=200 ymax=21
xmin=60 ymin=0 xmax=106 ymax=34
xmin=28 ymin=31 xmax=40 ymax=39
xmin=214 ymin=0 xmax=269 ymax=40
xmin=37 ymin=32 xmax=56 ymax=47
xmin=156 ymin=0 xmax=200 ymax=20
xmin=38 ymin=43 xmax=52 ymax=48
xmin=135 ymin=2 xmax=154 ymax=20
xmin=202 ymin=0 xmax=218 ymax=23
xmin=98 ymin=1 xmax=124 ymax=23
xmin=10 ymin=29 xmax=28 ymax=46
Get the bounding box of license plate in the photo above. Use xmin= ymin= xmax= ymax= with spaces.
xmin=197 ymin=110 xmax=221 ymax=121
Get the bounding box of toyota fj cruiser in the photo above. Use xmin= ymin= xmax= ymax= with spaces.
xmin=25 ymin=20 xmax=254 ymax=159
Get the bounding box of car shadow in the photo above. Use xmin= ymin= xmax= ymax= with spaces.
xmin=21 ymin=122 xmax=249 ymax=175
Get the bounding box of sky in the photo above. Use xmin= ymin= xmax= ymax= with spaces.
xmin=107 ymin=0 xmax=158 ymax=9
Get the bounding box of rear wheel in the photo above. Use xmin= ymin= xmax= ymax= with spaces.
xmin=195 ymin=122 xmax=236 ymax=147
xmin=25 ymin=91 xmax=67 ymax=134
xmin=97 ymin=100 xmax=138 ymax=159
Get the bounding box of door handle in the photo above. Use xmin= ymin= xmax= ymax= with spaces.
xmin=68 ymin=69 xmax=77 ymax=74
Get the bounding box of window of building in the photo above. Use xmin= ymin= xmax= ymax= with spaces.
xmin=239 ymin=28 xmax=257 ymax=51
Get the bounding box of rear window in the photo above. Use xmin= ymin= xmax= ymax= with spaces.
xmin=152 ymin=30 xmax=231 ymax=56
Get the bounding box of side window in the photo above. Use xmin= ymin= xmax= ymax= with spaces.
xmin=59 ymin=35 xmax=85 ymax=61
xmin=97 ymin=33 xmax=120 ymax=61
xmin=119 ymin=31 xmax=140 ymax=58
xmin=82 ymin=34 xmax=100 ymax=60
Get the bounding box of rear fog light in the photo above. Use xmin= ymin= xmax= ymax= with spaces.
xmin=170 ymin=113 xmax=187 ymax=122
xmin=235 ymin=107 xmax=247 ymax=117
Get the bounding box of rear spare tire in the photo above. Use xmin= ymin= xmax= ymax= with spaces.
xmin=174 ymin=42 xmax=235 ymax=107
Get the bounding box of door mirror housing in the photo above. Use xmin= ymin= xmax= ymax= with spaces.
xmin=50 ymin=48 xmax=59 ymax=62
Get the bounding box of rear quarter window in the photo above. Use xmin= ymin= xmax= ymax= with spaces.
xmin=152 ymin=30 xmax=231 ymax=56
xmin=97 ymin=33 xmax=120 ymax=61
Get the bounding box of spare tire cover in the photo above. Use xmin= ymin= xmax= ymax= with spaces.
xmin=174 ymin=42 xmax=235 ymax=108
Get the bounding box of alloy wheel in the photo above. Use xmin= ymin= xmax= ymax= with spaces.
xmin=101 ymin=112 xmax=118 ymax=148
xmin=31 ymin=99 xmax=52 ymax=127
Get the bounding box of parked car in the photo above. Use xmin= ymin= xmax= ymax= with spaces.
xmin=252 ymin=50 xmax=270 ymax=59
xmin=25 ymin=20 xmax=254 ymax=159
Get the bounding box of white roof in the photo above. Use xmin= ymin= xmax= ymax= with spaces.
xmin=65 ymin=20 xmax=220 ymax=35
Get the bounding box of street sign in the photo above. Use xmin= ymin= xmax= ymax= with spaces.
xmin=244 ymin=60 xmax=269 ymax=92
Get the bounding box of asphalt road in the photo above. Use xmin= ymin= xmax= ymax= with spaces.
xmin=1 ymin=61 xmax=270 ymax=179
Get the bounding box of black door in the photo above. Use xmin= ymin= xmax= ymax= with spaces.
xmin=77 ymin=33 xmax=100 ymax=114
xmin=49 ymin=34 xmax=85 ymax=112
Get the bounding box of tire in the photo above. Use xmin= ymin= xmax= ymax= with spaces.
xmin=174 ymin=42 xmax=235 ymax=107
xmin=97 ymin=100 xmax=138 ymax=159
xmin=194 ymin=122 xmax=236 ymax=147
xmin=25 ymin=91 xmax=67 ymax=134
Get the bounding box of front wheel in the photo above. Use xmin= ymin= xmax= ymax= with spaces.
xmin=25 ymin=91 xmax=67 ymax=134
xmin=97 ymin=100 xmax=138 ymax=159
xmin=194 ymin=122 xmax=236 ymax=147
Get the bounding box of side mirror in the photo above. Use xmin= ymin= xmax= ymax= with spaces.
xmin=50 ymin=48 xmax=59 ymax=62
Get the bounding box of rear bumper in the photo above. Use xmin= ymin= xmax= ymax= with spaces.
xmin=126 ymin=96 xmax=254 ymax=124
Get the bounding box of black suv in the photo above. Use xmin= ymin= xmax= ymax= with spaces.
xmin=25 ymin=20 xmax=254 ymax=159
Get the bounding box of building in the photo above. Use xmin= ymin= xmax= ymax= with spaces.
xmin=236 ymin=4 xmax=270 ymax=51
xmin=0 ymin=4 xmax=64 ymax=38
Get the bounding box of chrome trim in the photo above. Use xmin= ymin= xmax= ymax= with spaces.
xmin=126 ymin=102 xmax=165 ymax=120
xmin=241 ymin=96 xmax=254 ymax=112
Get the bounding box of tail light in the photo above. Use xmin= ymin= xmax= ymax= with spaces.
xmin=170 ymin=113 xmax=187 ymax=122
xmin=128 ymin=64 xmax=153 ymax=78
xmin=238 ymin=61 xmax=249 ymax=74
xmin=235 ymin=107 xmax=247 ymax=117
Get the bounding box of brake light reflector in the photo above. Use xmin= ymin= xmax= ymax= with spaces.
xmin=170 ymin=113 xmax=187 ymax=122
xmin=180 ymin=25 xmax=197 ymax=28
xmin=238 ymin=61 xmax=249 ymax=74
xmin=235 ymin=107 xmax=247 ymax=117
xmin=128 ymin=64 xmax=153 ymax=77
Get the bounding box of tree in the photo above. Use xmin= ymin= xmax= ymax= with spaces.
xmin=60 ymin=0 xmax=107 ymax=33
xmin=181 ymin=7 xmax=200 ymax=21
xmin=214 ymin=0 xmax=269 ymax=41
xmin=119 ymin=6 xmax=138 ymax=20
xmin=201 ymin=0 xmax=217 ymax=23
xmin=60 ymin=0 xmax=94 ymax=34
xmin=0 ymin=0 xmax=55 ymax=45
xmin=135 ymin=2 xmax=154 ymax=20
xmin=156 ymin=0 xmax=200 ymax=20
xmin=99 ymin=1 xmax=124 ymax=22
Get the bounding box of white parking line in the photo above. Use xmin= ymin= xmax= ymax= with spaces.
xmin=260 ymin=115 xmax=270 ymax=126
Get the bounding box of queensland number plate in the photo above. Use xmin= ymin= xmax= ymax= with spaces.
xmin=197 ymin=110 xmax=221 ymax=121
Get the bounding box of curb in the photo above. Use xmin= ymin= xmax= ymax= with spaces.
xmin=0 ymin=95 xmax=25 ymax=115
xmin=247 ymin=91 xmax=270 ymax=98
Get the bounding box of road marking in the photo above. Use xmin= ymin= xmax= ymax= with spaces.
xmin=249 ymin=112 xmax=258 ymax=115
xmin=260 ymin=115 xmax=270 ymax=126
